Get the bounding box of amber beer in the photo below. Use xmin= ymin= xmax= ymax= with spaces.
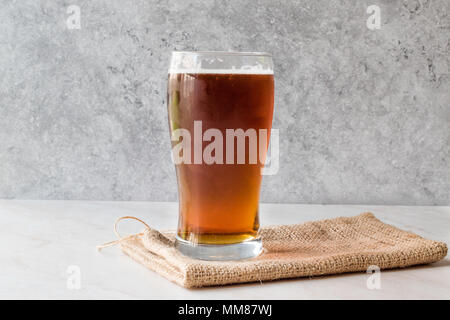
xmin=167 ymin=52 xmax=274 ymax=260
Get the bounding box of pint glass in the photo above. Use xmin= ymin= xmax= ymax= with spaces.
xmin=167 ymin=51 xmax=274 ymax=260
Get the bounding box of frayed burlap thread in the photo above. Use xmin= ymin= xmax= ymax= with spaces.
xmin=115 ymin=213 xmax=447 ymax=288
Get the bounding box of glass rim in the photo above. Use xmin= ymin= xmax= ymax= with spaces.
xmin=171 ymin=51 xmax=272 ymax=57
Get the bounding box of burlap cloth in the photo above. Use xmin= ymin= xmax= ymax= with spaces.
xmin=105 ymin=212 xmax=447 ymax=288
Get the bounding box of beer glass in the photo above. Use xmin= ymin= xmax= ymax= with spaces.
xmin=167 ymin=51 xmax=274 ymax=260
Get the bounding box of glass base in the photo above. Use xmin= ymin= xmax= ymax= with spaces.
xmin=175 ymin=236 xmax=262 ymax=261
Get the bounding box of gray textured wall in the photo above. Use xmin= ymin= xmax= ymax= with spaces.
xmin=0 ymin=0 xmax=449 ymax=205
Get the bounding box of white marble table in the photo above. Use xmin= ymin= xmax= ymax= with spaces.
xmin=0 ymin=200 xmax=448 ymax=299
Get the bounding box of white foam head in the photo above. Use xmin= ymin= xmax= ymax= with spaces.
xmin=168 ymin=68 xmax=273 ymax=74
xmin=169 ymin=51 xmax=273 ymax=75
